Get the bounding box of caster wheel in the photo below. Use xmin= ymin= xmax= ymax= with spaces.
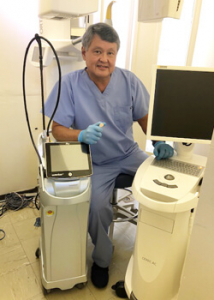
xmin=131 ymin=208 xmax=138 ymax=214
xmin=35 ymin=248 xmax=40 ymax=258
xmin=76 ymin=282 xmax=86 ymax=289
xmin=112 ymin=280 xmax=128 ymax=298
xmin=42 ymin=286 xmax=51 ymax=295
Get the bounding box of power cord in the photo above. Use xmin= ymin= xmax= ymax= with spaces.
xmin=0 ymin=229 xmax=6 ymax=240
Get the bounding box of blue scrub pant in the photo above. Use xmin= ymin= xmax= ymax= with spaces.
xmin=88 ymin=148 xmax=148 ymax=268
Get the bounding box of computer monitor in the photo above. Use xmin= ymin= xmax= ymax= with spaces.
xmin=147 ymin=65 xmax=214 ymax=145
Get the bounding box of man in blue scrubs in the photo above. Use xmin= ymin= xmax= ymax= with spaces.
xmin=44 ymin=22 xmax=173 ymax=288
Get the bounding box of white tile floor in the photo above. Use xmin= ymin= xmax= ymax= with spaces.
xmin=0 ymin=205 xmax=136 ymax=300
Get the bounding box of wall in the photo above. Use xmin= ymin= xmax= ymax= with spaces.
xmin=191 ymin=0 xmax=214 ymax=157
xmin=131 ymin=21 xmax=163 ymax=151
xmin=192 ymin=0 xmax=214 ymax=67
xmin=0 ymin=0 xmax=42 ymax=195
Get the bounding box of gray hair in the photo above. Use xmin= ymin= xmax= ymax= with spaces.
xmin=82 ymin=22 xmax=120 ymax=51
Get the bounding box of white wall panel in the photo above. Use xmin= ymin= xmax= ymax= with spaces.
xmin=0 ymin=0 xmax=42 ymax=194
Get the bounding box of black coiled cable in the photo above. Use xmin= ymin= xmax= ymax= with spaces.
xmin=0 ymin=192 xmax=39 ymax=218
xmin=5 ymin=192 xmax=31 ymax=211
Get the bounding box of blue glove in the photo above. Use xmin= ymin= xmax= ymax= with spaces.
xmin=154 ymin=141 xmax=174 ymax=160
xmin=78 ymin=122 xmax=106 ymax=145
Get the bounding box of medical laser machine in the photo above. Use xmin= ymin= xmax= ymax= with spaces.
xmin=37 ymin=137 xmax=93 ymax=292
xmin=124 ymin=66 xmax=214 ymax=300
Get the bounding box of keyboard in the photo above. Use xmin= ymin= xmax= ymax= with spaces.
xmin=152 ymin=158 xmax=204 ymax=177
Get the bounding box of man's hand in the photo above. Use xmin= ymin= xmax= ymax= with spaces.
xmin=154 ymin=141 xmax=174 ymax=160
xmin=78 ymin=122 xmax=106 ymax=145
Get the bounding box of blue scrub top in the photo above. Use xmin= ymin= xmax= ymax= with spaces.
xmin=44 ymin=67 xmax=149 ymax=165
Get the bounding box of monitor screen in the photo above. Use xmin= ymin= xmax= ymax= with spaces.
xmin=45 ymin=142 xmax=93 ymax=178
xmin=147 ymin=65 xmax=214 ymax=144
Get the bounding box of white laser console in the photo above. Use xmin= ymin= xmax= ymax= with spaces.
xmin=37 ymin=136 xmax=92 ymax=293
xmin=125 ymin=153 xmax=207 ymax=300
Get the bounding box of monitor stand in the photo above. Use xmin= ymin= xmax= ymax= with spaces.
xmin=173 ymin=142 xmax=195 ymax=159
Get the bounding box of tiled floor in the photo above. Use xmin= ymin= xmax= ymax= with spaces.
xmin=1 ymin=192 xmax=213 ymax=300
xmin=0 ymin=204 xmax=136 ymax=300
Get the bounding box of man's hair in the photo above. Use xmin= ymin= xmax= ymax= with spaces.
xmin=82 ymin=22 xmax=120 ymax=50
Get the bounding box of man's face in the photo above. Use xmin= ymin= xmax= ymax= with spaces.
xmin=81 ymin=34 xmax=118 ymax=82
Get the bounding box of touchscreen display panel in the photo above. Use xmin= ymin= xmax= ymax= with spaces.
xmin=45 ymin=142 xmax=92 ymax=178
